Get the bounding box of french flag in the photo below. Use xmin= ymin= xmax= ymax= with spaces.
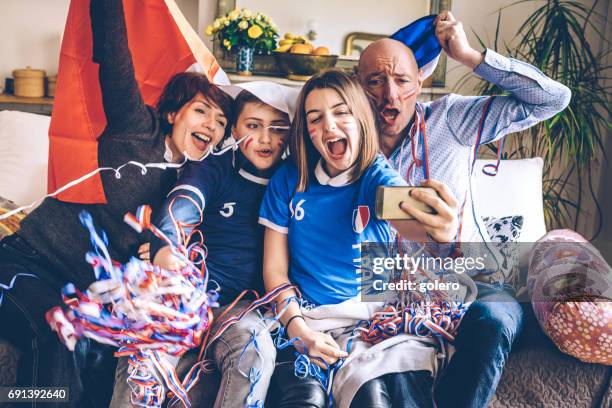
xmin=390 ymin=14 xmax=442 ymax=80
xmin=353 ymin=205 xmax=371 ymax=234
xmin=48 ymin=0 xmax=228 ymax=204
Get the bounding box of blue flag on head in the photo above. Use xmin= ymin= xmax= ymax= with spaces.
xmin=390 ymin=15 xmax=441 ymax=79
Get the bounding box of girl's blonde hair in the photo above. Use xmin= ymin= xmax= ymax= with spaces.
xmin=290 ymin=69 xmax=379 ymax=192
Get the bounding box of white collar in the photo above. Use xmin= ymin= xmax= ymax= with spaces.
xmin=238 ymin=168 xmax=269 ymax=185
xmin=314 ymin=159 xmax=354 ymax=187
xmin=164 ymin=139 xmax=174 ymax=162
xmin=232 ymin=149 xmax=270 ymax=185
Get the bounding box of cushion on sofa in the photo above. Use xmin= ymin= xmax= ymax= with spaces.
xmin=0 ymin=110 xmax=50 ymax=209
xmin=473 ymin=215 xmax=525 ymax=290
xmin=472 ymin=158 xmax=546 ymax=243
xmin=529 ymin=229 xmax=612 ymax=365
xmin=465 ymin=158 xmax=546 ymax=273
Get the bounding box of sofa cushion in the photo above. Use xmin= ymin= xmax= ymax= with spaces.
xmin=464 ymin=158 xmax=546 ymax=271
xmin=0 ymin=110 xmax=50 ymax=209
xmin=473 ymin=215 xmax=525 ymax=290
xmin=472 ymin=158 xmax=546 ymax=243
xmin=529 ymin=229 xmax=612 ymax=365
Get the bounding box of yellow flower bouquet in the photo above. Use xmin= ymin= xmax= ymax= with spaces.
xmin=206 ymin=8 xmax=279 ymax=55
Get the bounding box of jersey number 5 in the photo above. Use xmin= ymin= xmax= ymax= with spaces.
xmin=289 ymin=199 xmax=306 ymax=221
xmin=220 ymin=202 xmax=236 ymax=217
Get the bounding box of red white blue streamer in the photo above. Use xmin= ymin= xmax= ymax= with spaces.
xmin=46 ymin=207 xmax=216 ymax=408
xmin=358 ymin=300 xmax=468 ymax=344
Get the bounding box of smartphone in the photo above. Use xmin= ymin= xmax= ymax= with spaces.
xmin=375 ymin=186 xmax=439 ymax=220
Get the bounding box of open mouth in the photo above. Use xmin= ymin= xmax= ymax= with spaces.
xmin=380 ymin=108 xmax=400 ymax=125
xmin=326 ymin=137 xmax=348 ymax=158
xmin=255 ymin=147 xmax=274 ymax=158
xmin=191 ymin=132 xmax=212 ymax=151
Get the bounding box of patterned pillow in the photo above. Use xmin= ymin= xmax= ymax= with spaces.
xmin=0 ymin=196 xmax=26 ymax=239
xmin=483 ymin=215 xmax=524 ymax=243
xmin=544 ymin=301 xmax=611 ymax=364
xmin=472 ymin=215 xmax=524 ymax=288
xmin=529 ymin=229 xmax=612 ymax=365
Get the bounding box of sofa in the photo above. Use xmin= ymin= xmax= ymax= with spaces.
xmin=0 ymin=110 xmax=610 ymax=407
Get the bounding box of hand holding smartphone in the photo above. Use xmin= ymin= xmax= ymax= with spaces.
xmin=375 ymin=186 xmax=440 ymax=220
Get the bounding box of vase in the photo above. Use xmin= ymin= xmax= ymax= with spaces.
xmin=236 ymin=46 xmax=254 ymax=76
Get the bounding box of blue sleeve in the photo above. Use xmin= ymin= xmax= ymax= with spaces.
xmin=258 ymin=164 xmax=293 ymax=234
xmin=445 ymin=49 xmax=571 ymax=146
xmin=366 ymin=156 xmax=407 ymax=210
xmin=150 ymin=160 xmax=219 ymax=259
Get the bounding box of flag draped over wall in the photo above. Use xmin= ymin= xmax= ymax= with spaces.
xmin=48 ymin=0 xmax=228 ymax=204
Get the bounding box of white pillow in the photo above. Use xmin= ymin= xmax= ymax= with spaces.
xmin=0 ymin=110 xmax=50 ymax=209
xmin=472 ymin=158 xmax=546 ymax=242
xmin=470 ymin=158 xmax=547 ymax=268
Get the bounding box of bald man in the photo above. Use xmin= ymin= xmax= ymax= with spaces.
xmin=357 ymin=10 xmax=571 ymax=408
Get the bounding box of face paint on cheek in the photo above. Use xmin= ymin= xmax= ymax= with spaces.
xmin=340 ymin=119 xmax=358 ymax=132
xmin=399 ymin=88 xmax=417 ymax=101
xmin=307 ymin=126 xmax=317 ymax=139
xmin=243 ymin=136 xmax=253 ymax=150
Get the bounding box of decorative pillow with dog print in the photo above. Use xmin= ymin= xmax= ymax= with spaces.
xmin=471 ymin=215 xmax=525 ymax=290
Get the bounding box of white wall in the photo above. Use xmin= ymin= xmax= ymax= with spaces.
xmin=445 ymin=0 xmax=543 ymax=91
xmin=0 ymin=0 xmax=541 ymax=88
xmin=2 ymin=0 xmax=604 ymax=92
xmin=197 ymin=0 xmax=215 ymax=49
xmin=0 ymin=0 xmax=200 ymax=87
xmin=175 ymin=0 xmax=198 ymax=35
xmin=0 ymin=0 xmax=70 ymax=87
xmin=237 ymin=0 xmax=430 ymax=55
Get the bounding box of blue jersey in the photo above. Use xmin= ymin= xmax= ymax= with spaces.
xmin=152 ymin=150 xmax=275 ymax=305
xmin=259 ymin=155 xmax=406 ymax=305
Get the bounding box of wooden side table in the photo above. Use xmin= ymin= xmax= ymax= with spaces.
xmin=0 ymin=94 xmax=54 ymax=116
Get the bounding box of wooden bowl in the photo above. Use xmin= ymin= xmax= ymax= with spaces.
xmin=274 ymin=52 xmax=338 ymax=81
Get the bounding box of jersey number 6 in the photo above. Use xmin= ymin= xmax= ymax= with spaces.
xmin=289 ymin=199 xmax=306 ymax=221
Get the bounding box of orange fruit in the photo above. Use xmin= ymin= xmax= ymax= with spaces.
xmin=312 ymin=46 xmax=330 ymax=56
xmin=290 ymin=44 xmax=311 ymax=54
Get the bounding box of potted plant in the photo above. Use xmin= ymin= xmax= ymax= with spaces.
xmin=461 ymin=0 xmax=610 ymax=238
xmin=207 ymin=8 xmax=279 ymax=75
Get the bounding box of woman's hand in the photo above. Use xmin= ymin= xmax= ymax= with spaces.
xmin=289 ymin=321 xmax=348 ymax=368
xmin=152 ymin=245 xmax=185 ymax=271
xmin=137 ymin=242 xmax=150 ymax=261
xmin=397 ymin=179 xmax=459 ymax=242
xmin=262 ymin=229 xmax=348 ymax=367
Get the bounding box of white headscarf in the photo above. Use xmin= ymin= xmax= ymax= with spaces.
xmin=221 ymin=81 xmax=299 ymax=120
